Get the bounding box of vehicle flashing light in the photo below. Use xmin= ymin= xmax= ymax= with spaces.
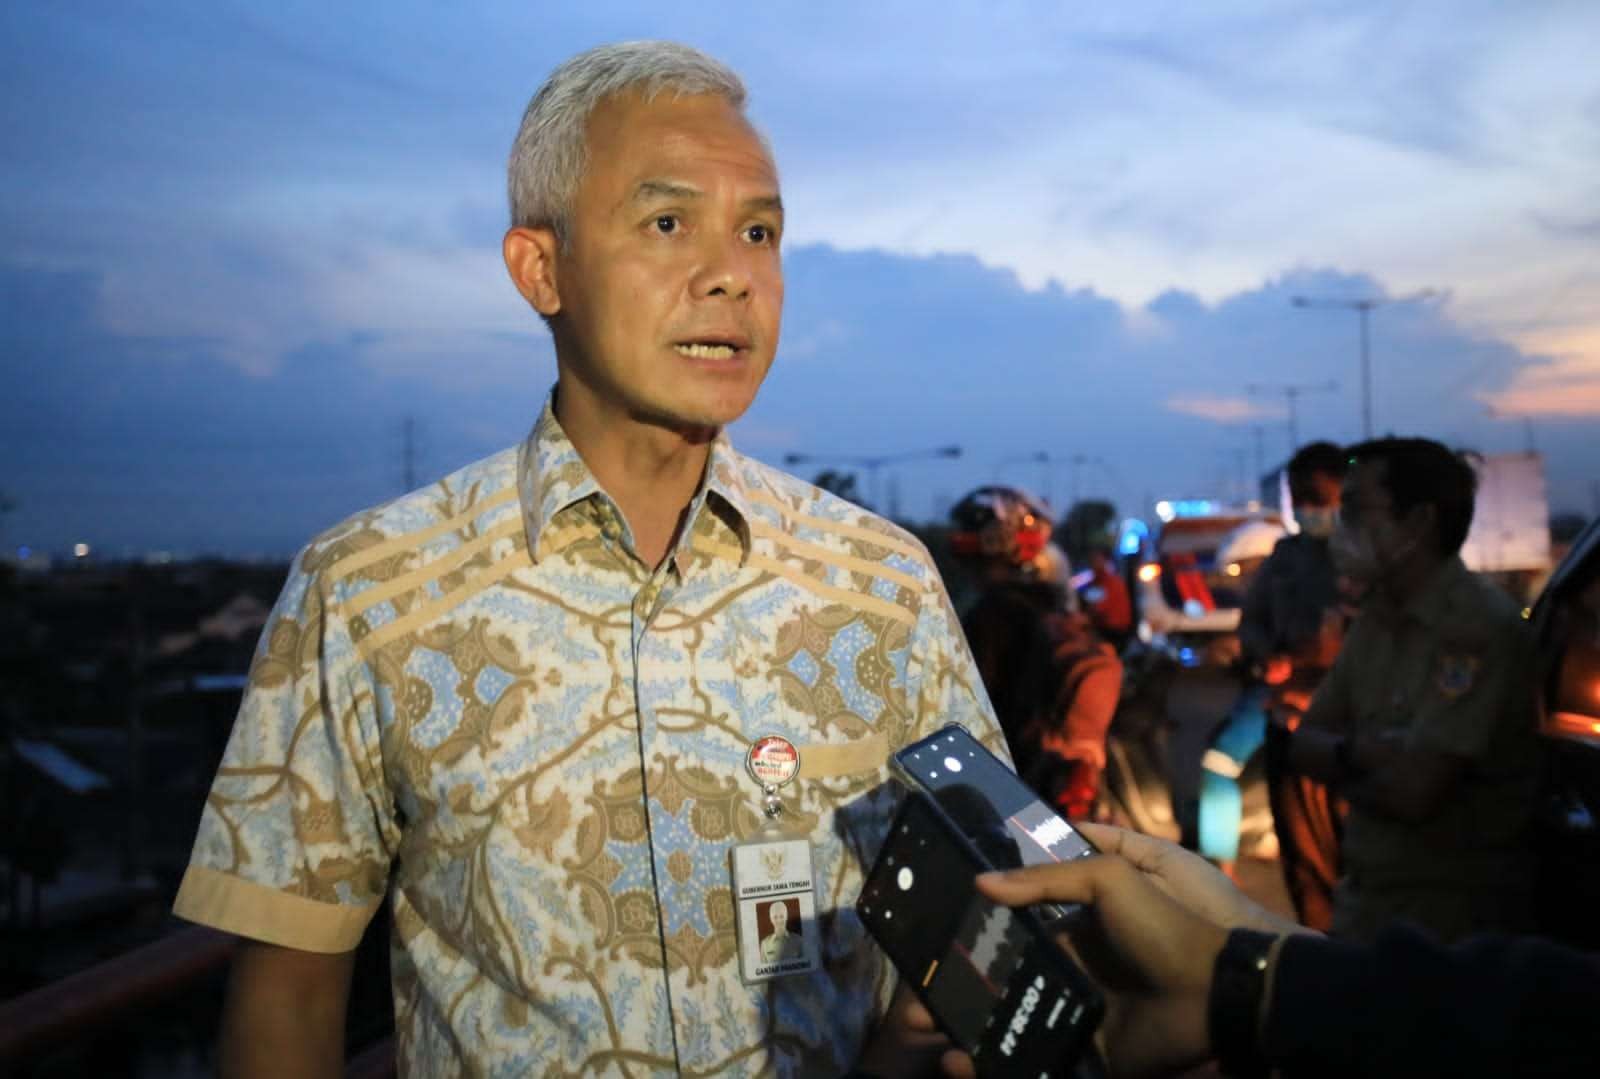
xmin=1118 ymin=518 xmax=1150 ymax=556
xmin=1162 ymin=499 xmax=1219 ymax=519
xmin=1137 ymin=563 xmax=1162 ymax=583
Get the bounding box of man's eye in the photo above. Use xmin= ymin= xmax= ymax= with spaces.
xmin=653 ymin=215 xmax=678 ymax=234
xmin=745 ymin=224 xmax=774 ymax=244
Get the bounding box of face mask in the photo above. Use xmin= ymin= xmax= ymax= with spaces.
xmin=1295 ymin=506 xmax=1338 ymax=539
xmin=1333 ymin=518 xmax=1420 ymax=586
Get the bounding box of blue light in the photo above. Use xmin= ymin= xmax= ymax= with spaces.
xmin=16 ymin=546 xmax=30 ymax=559
xmin=1118 ymin=518 xmax=1150 ymax=555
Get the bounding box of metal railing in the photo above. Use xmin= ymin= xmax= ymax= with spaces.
xmin=0 ymin=924 xmax=394 ymax=1077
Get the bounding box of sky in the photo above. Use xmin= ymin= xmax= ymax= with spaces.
xmin=3 ymin=1 xmax=1598 ymax=557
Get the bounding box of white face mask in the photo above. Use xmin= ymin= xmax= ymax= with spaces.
xmin=1295 ymin=506 xmax=1338 ymax=539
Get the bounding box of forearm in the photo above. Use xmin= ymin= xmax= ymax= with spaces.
xmin=219 ymin=941 xmax=355 ymax=1079
xmin=1263 ymin=927 xmax=1600 ymax=1078
xmin=1284 ymin=728 xmax=1442 ymax=821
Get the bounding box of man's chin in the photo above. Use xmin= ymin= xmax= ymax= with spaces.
xmin=640 ymin=396 xmax=758 ymax=438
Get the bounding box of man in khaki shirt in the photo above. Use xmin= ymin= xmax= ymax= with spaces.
xmin=1286 ymin=438 xmax=1539 ymax=943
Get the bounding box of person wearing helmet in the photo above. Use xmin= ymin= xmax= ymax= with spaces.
xmin=1080 ymin=546 xmax=1134 ymax=651
xmin=951 ymin=486 xmax=1123 ymax=820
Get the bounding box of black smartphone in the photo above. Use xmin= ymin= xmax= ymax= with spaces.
xmin=891 ymin=723 xmax=1098 ymax=869
xmin=857 ymin=791 xmax=1103 ymax=1077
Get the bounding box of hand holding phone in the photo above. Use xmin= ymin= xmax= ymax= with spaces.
xmin=857 ymin=792 xmax=1103 ymax=1077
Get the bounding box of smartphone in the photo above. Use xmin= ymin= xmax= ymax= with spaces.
xmin=857 ymin=791 xmax=1103 ymax=1077
xmin=891 ymin=723 xmax=1098 ymax=870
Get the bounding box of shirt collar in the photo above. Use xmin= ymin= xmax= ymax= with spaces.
xmin=517 ymin=391 xmax=754 ymax=567
xmin=699 ymin=433 xmax=755 ymax=563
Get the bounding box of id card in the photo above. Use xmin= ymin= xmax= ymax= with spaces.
xmin=729 ymin=837 xmax=821 ymax=983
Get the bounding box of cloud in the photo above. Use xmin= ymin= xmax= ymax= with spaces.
xmin=1164 ymin=395 xmax=1278 ymax=424
xmin=0 ymin=261 xmax=551 ymax=556
xmin=6 ymin=5 xmax=1600 ymax=548
xmin=4 ymin=243 xmax=1597 ymax=558
xmin=1530 ymin=212 xmax=1600 ymax=241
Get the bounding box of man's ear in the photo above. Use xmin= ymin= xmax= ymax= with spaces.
xmin=504 ymin=227 xmax=563 ymax=317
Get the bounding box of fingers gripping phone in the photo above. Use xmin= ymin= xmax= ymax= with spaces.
xmin=857 ymin=792 xmax=1103 ymax=1077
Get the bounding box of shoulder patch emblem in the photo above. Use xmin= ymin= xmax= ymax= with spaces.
xmin=1435 ymin=653 xmax=1480 ymax=699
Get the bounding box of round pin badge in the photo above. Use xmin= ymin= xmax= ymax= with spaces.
xmin=746 ymin=735 xmax=801 ymax=791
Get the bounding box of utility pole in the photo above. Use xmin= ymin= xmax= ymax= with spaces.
xmin=1247 ymin=380 xmax=1338 ymax=451
xmin=1291 ymin=290 xmax=1436 ymax=438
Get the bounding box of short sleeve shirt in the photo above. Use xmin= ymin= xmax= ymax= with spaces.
xmin=1238 ymin=534 xmax=1340 ymax=668
xmin=173 ymin=399 xmax=1008 ymax=1076
xmin=1305 ymin=556 xmax=1539 ymax=890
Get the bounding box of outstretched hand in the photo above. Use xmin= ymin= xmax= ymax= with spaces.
xmin=904 ymin=824 xmax=1309 ymax=1078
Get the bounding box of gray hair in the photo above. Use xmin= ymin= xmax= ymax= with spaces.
xmin=508 ymin=41 xmax=747 ymax=239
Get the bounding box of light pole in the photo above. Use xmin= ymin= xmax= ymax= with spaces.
xmin=784 ymin=445 xmax=962 ymax=514
xmin=1290 ymin=290 xmax=1435 ymax=439
xmin=1247 ymin=380 xmax=1338 ymax=451
xmin=1063 ymin=453 xmax=1106 ymax=509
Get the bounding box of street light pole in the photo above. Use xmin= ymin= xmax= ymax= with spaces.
xmin=1247 ymin=380 xmax=1338 ymax=451
xmin=1291 ymin=290 xmax=1435 ymax=439
xmin=784 ymin=445 xmax=963 ymax=516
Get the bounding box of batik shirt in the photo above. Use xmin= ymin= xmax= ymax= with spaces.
xmin=174 ymin=399 xmax=1007 ymax=1076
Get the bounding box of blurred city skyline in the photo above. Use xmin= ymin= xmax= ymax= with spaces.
xmin=4 ymin=3 xmax=1598 ymax=556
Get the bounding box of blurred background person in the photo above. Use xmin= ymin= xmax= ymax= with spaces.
xmin=1079 ymin=545 xmax=1134 ymax=652
xmin=1240 ymin=440 xmax=1350 ymax=929
xmin=1285 ymin=438 xmax=1540 ymax=943
xmin=951 ymin=486 xmax=1122 ymax=819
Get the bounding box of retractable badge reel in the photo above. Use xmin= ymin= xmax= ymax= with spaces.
xmin=729 ymin=735 xmax=821 ymax=982
xmin=747 ymin=735 xmax=800 ymax=831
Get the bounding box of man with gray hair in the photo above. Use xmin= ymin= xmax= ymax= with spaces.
xmin=175 ymin=41 xmax=1007 ymax=1076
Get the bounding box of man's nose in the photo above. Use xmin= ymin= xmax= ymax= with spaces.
xmin=690 ymin=234 xmax=754 ymax=300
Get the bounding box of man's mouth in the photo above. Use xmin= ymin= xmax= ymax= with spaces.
xmin=673 ymin=337 xmax=748 ymax=360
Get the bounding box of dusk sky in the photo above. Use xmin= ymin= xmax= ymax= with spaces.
xmin=4 ymin=3 xmax=1598 ymax=557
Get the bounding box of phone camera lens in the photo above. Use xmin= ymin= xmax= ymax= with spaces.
xmin=943 ymin=757 xmax=962 ymax=773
